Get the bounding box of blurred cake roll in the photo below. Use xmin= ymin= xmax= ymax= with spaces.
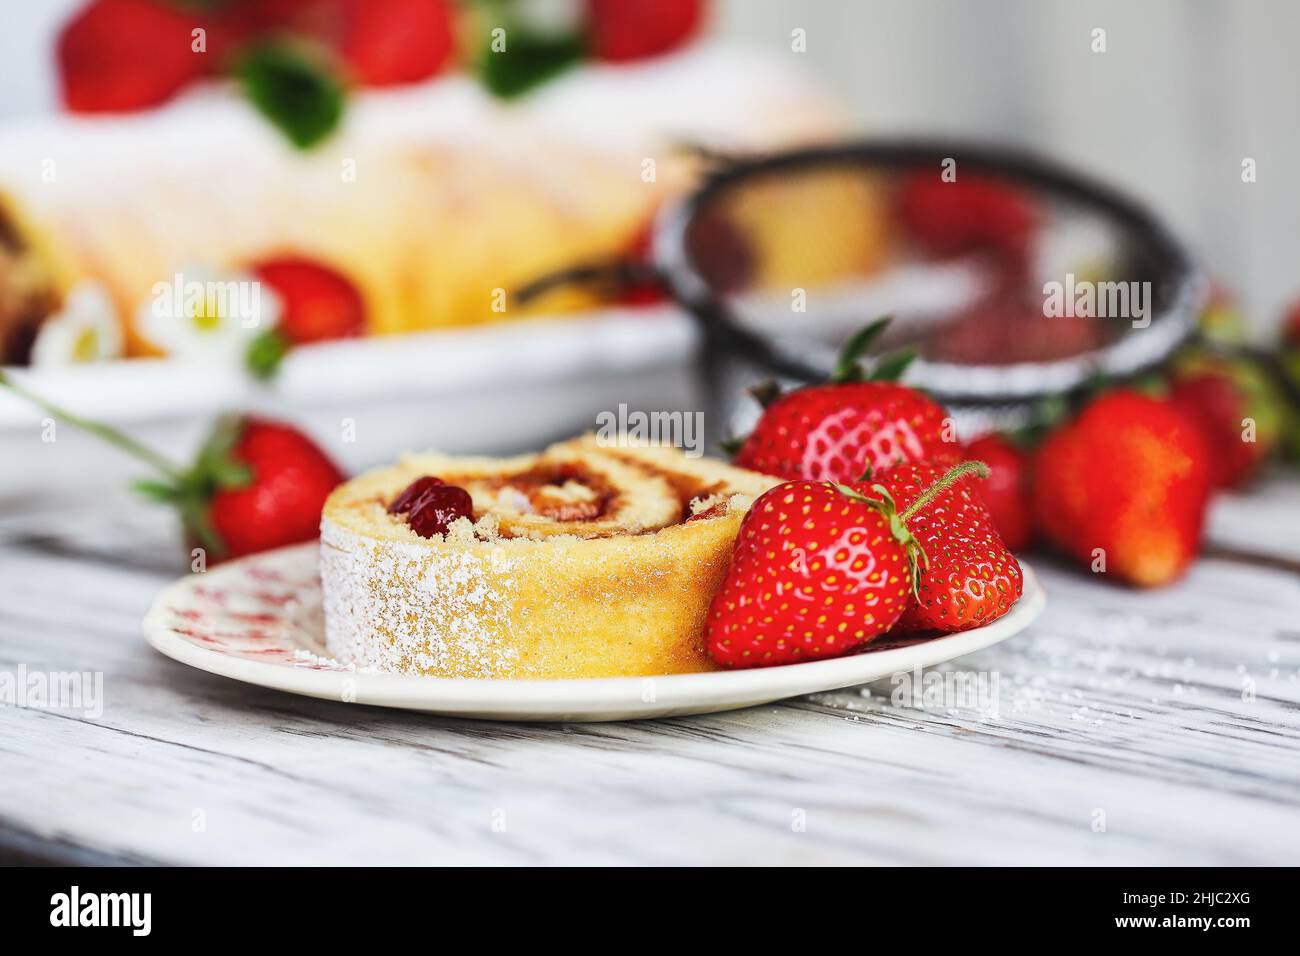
xmin=319 ymin=435 xmax=779 ymax=679
xmin=0 ymin=45 xmax=847 ymax=363
xmin=0 ymin=198 xmax=62 ymax=365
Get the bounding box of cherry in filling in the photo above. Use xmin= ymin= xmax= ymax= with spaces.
xmin=389 ymin=476 xmax=473 ymax=537
xmin=479 ymin=465 xmax=614 ymax=522
xmin=387 ymin=476 xmax=444 ymax=514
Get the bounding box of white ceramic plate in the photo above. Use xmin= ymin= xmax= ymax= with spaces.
xmin=142 ymin=542 xmax=1045 ymax=722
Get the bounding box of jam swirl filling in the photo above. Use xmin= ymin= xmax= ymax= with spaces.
xmin=385 ymin=459 xmax=729 ymax=539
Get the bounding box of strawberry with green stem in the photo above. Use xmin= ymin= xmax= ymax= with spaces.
xmin=730 ymin=317 xmax=959 ymax=482
xmin=245 ymin=255 xmax=367 ymax=379
xmin=0 ymin=370 xmax=344 ymax=561
xmin=1168 ymin=351 xmax=1287 ymax=489
xmin=876 ymin=460 xmax=1023 ymax=633
xmin=706 ymin=460 xmax=989 ymax=668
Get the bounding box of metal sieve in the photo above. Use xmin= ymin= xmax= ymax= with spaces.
xmin=651 ymin=139 xmax=1206 ymax=440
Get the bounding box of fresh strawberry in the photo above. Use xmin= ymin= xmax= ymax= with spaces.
xmin=204 ymin=417 xmax=347 ymax=558
xmin=257 ymin=256 xmax=366 ymax=343
xmin=586 ymin=0 xmax=706 ymax=62
xmin=1169 ymin=372 xmax=1247 ymax=487
xmin=340 ymin=0 xmax=455 ymax=86
xmin=0 ymin=371 xmax=344 ymax=561
xmin=1168 ymin=354 xmax=1284 ymax=489
xmin=898 ymin=172 xmax=1039 ymax=259
xmin=732 ymin=318 xmax=958 ymax=482
xmin=246 ymin=256 xmax=366 ymax=378
xmin=209 ymin=0 xmax=344 ymax=64
xmin=734 ymin=382 xmax=957 ymax=482
xmin=876 ymin=461 xmax=1022 ymax=633
xmin=58 ymin=0 xmax=209 ymax=112
xmin=962 ymin=433 xmax=1035 ymax=550
xmin=707 ymin=482 xmax=915 ymax=668
xmin=1032 ymin=390 xmax=1212 ymax=587
xmin=706 ymin=462 xmax=989 ymax=668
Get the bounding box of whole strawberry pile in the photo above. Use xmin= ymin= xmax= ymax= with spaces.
xmin=707 ymin=319 xmax=1024 ymax=668
xmin=706 ymin=295 xmax=1300 ymax=668
xmin=57 ymin=0 xmax=707 ymax=146
xmin=1024 ymin=287 xmax=1300 ymax=588
xmin=707 ymin=462 xmax=1023 ymax=668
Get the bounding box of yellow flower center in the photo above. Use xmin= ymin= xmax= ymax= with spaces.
xmin=190 ymin=293 xmax=224 ymax=332
xmin=72 ymin=326 xmax=99 ymax=362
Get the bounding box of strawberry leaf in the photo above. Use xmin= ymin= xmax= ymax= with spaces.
xmin=132 ymin=478 xmax=181 ymax=503
xmin=246 ymin=329 xmax=290 ymax=381
xmin=177 ymin=490 xmax=225 ymax=557
xmin=476 ymin=29 xmax=584 ymax=99
xmin=192 ymin=414 xmax=253 ymax=491
xmin=237 ymin=43 xmax=344 ymax=149
xmin=831 ymin=316 xmax=893 ymax=383
xmin=869 ymin=348 xmax=918 ymax=383
xmin=211 ymin=460 xmax=253 ymax=489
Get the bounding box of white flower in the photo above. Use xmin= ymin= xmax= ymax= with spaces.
xmin=30 ymin=280 xmax=124 ymax=366
xmin=514 ymin=0 xmax=583 ymax=36
xmin=136 ymin=265 xmax=280 ymax=362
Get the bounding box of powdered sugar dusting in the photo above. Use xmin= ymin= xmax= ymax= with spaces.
xmin=321 ymin=521 xmax=522 ymax=678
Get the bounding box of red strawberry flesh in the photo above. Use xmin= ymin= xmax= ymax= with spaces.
xmin=1169 ymin=371 xmax=1259 ymax=489
xmin=734 ymin=381 xmax=958 ymax=483
xmin=587 ymin=0 xmax=706 ymax=62
xmin=209 ymin=418 xmax=346 ymax=559
xmin=706 ymin=480 xmax=916 ymax=668
xmin=58 ymin=0 xmax=208 ymax=112
xmin=962 ymin=433 xmax=1035 ymax=550
xmin=878 ymin=461 xmax=1022 ymax=633
xmin=1032 ymin=390 xmax=1211 ymax=587
xmin=341 ymin=0 xmax=454 ymax=86
xmin=254 ymin=256 xmax=366 ymax=344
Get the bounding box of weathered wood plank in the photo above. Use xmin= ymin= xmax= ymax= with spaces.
xmin=1 ymin=489 xmax=1297 ymax=865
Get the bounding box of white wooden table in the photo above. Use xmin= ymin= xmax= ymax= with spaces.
xmin=1 ymin=479 xmax=1298 ymax=866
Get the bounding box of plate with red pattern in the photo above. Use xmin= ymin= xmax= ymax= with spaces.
xmin=142 ymin=542 xmax=1045 ymax=722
